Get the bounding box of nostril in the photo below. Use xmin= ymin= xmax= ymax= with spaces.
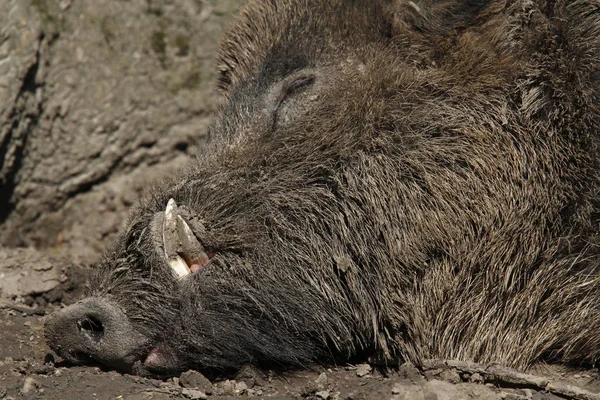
xmin=77 ymin=316 xmax=105 ymax=343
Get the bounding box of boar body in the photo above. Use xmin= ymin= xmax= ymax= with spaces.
xmin=45 ymin=0 xmax=600 ymax=375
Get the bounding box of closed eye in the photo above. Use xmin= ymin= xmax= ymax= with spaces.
xmin=275 ymin=74 xmax=316 ymax=108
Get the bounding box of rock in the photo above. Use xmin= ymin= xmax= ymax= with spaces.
xmin=179 ymin=370 xmax=212 ymax=393
xmin=235 ymin=364 xmax=264 ymax=388
xmin=219 ymin=380 xmax=235 ymax=396
xmin=59 ymin=0 xmax=72 ymax=11
xmin=20 ymin=377 xmax=37 ymax=394
xmin=0 ymin=385 xmax=6 ymax=399
xmin=0 ymin=0 xmax=239 ymax=264
xmin=235 ymin=380 xmax=248 ymax=394
xmin=424 ymin=368 xmax=444 ymax=381
xmin=439 ymin=369 xmax=461 ymax=384
xmin=0 ymin=0 xmax=44 ymax=213
xmin=469 ymin=373 xmax=484 ymax=384
xmin=30 ymin=362 xmax=55 ymax=375
xmin=315 ymin=372 xmax=328 ymax=389
xmin=355 ymin=364 xmax=372 ymax=377
xmin=316 ymin=390 xmax=331 ymax=399
xmin=398 ymin=362 xmax=422 ymax=382
xmin=499 ymin=392 xmax=520 ymax=400
xmin=181 ymin=388 xmax=207 ymax=400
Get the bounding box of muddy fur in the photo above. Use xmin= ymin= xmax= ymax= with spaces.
xmin=59 ymin=0 xmax=600 ymax=375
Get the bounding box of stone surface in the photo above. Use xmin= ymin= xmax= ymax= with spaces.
xmin=179 ymin=370 xmax=213 ymax=393
xmin=0 ymin=0 xmax=240 ymax=264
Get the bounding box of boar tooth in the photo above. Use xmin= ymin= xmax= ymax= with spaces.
xmin=164 ymin=198 xmax=178 ymax=227
xmin=163 ymin=198 xmax=191 ymax=277
xmin=177 ymin=215 xmax=211 ymax=268
xmin=176 ymin=214 xmax=194 ymax=239
xmin=168 ymin=256 xmax=191 ymax=278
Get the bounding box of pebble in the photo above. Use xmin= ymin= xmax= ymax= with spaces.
xmin=181 ymin=388 xmax=207 ymax=400
xmin=59 ymin=0 xmax=72 ymax=11
xmin=235 ymin=365 xmax=263 ymax=388
xmin=439 ymin=369 xmax=461 ymax=384
xmin=31 ymin=362 xmax=56 ymax=375
xmin=398 ymin=361 xmax=422 ymax=382
xmin=355 ymin=364 xmax=372 ymax=377
xmin=469 ymin=373 xmax=484 ymax=384
xmin=315 ymin=372 xmax=328 ymax=389
xmin=235 ymin=380 xmax=248 ymax=394
xmin=424 ymin=368 xmax=443 ymax=381
xmin=179 ymin=370 xmax=212 ymax=393
xmin=220 ymin=380 xmax=235 ymax=396
xmin=21 ymin=377 xmax=37 ymax=394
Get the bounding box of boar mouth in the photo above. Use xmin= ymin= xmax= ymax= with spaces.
xmin=154 ymin=198 xmax=214 ymax=278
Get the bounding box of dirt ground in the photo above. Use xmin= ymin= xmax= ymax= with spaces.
xmin=2 ymin=1 xmax=600 ymax=399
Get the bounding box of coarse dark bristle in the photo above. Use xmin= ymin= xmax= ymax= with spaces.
xmin=64 ymin=0 xmax=599 ymax=375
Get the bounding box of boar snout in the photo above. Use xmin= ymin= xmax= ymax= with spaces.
xmin=44 ymin=297 xmax=149 ymax=371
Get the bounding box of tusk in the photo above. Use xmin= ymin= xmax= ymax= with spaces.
xmin=177 ymin=215 xmax=211 ymax=267
xmin=168 ymin=256 xmax=190 ymax=278
xmin=159 ymin=198 xmax=212 ymax=278
xmin=163 ymin=199 xmax=191 ymax=277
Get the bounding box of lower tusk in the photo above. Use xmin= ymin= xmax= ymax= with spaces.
xmin=168 ymin=255 xmax=191 ymax=278
xmin=163 ymin=199 xmax=192 ymax=277
xmin=161 ymin=198 xmax=212 ymax=278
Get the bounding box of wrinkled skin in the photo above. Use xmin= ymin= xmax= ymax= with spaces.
xmin=45 ymin=0 xmax=600 ymax=377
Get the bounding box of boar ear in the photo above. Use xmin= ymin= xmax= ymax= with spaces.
xmin=383 ymin=0 xmax=491 ymax=37
xmin=217 ymin=0 xmax=291 ymax=93
xmin=383 ymin=0 xmax=431 ymax=37
xmin=218 ymin=0 xmax=392 ymax=93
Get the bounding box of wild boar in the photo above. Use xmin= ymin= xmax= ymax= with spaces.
xmin=45 ymin=0 xmax=600 ymax=376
